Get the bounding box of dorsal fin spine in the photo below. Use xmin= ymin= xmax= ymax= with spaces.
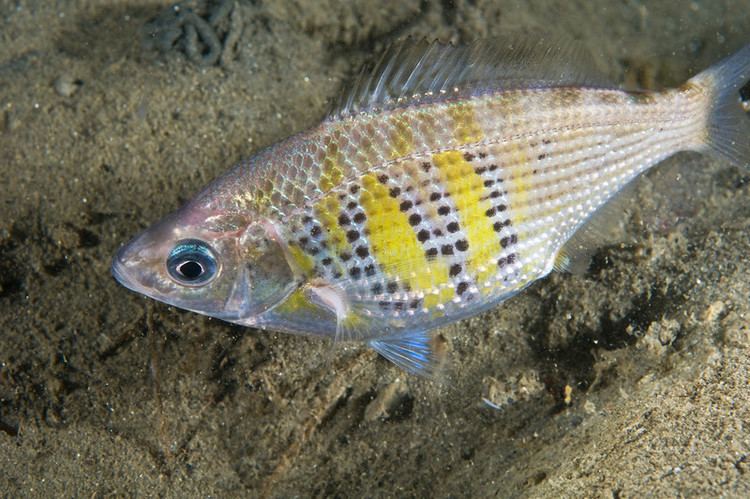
xmin=328 ymin=37 xmax=611 ymax=120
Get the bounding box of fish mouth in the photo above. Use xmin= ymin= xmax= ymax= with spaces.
xmin=111 ymin=245 xmax=140 ymax=293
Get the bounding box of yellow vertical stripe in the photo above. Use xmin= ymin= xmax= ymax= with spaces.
xmin=432 ymin=151 xmax=498 ymax=284
xmin=314 ymin=194 xmax=350 ymax=256
xmin=288 ymin=245 xmax=316 ymax=275
xmin=389 ymin=115 xmax=414 ymax=159
xmin=507 ymin=145 xmax=532 ymax=223
xmin=320 ymin=130 xmax=345 ymax=192
xmin=448 ymin=102 xmax=484 ymax=145
xmin=359 ymin=173 xmax=450 ymax=308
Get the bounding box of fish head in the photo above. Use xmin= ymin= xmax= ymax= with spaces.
xmin=111 ymin=202 xmax=298 ymax=324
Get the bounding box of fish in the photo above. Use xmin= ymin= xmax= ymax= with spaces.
xmin=112 ymin=39 xmax=750 ymax=377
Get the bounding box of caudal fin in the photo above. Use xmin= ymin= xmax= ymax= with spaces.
xmin=691 ymin=44 xmax=750 ymax=166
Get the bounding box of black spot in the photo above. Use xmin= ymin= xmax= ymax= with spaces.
xmin=371 ymin=283 xmax=383 ymax=294
xmin=463 ymin=152 xmax=475 ymax=162
xmin=537 ymin=153 xmax=547 ymax=160
xmin=456 ymin=281 xmax=469 ymax=295
xmin=447 ymin=222 xmax=460 ymax=233
xmin=338 ymin=214 xmax=351 ymax=225
xmin=542 ymin=138 xmax=551 ymax=145
xmin=302 ymin=215 xmax=313 ymax=224
xmin=310 ymin=225 xmax=322 ymax=237
xmin=346 ymin=230 xmax=360 ymax=243
xmin=432 ymin=229 xmax=443 ymax=237
xmin=322 ymin=257 xmax=333 ymax=266
xmin=350 ymin=184 xmax=360 ymax=194
xmin=437 ymin=205 xmax=450 ymax=216
xmin=484 ymin=179 xmax=494 ymax=187
xmin=421 ymin=162 xmax=432 ymax=172
xmin=341 ymin=252 xmax=352 ymax=262
xmin=492 ymin=221 xmax=506 ymax=232
xmin=497 ymin=257 xmax=507 ymax=267
xmin=307 ymin=246 xmax=320 ymax=255
xmin=500 ymin=236 xmax=511 ymax=248
xmin=349 ymin=267 xmax=362 ymax=279
xmin=507 ymin=253 xmax=517 ymax=264
xmin=489 ymin=164 xmax=498 ymax=171
xmin=409 ymin=299 xmax=421 ymax=309
xmin=378 ymin=174 xmax=389 ymax=184
xmin=475 ymin=166 xmax=487 ymax=174
xmin=408 ymin=213 xmax=422 ymax=226
xmin=485 ymin=207 xmax=496 ymax=217
xmin=347 ymin=201 xmax=358 ymax=210
xmin=429 ymin=192 xmax=442 ymax=201
xmin=478 ymin=152 xmax=487 ymax=159
xmin=449 ymin=264 xmax=462 ymax=277
xmin=399 ymin=200 xmax=413 ymax=212
xmin=490 ymin=191 xmax=501 ymax=199
xmin=441 ymin=244 xmax=454 ymax=256
xmin=355 ymin=245 xmax=369 ymax=258
xmin=417 ymin=229 xmax=430 ymax=242
xmin=379 ymin=301 xmax=390 ymax=309
xmin=387 ymin=281 xmax=399 ymax=293
xmin=510 ymin=234 xmax=518 ymax=244
xmin=425 ymin=247 xmax=438 ymax=257
xmin=364 ymin=264 xmax=376 ymax=276
xmin=389 ymin=186 xmax=402 ymax=197
xmin=497 ymin=204 xmax=507 ymax=211
xmin=455 ymin=239 xmax=469 ymax=252
xmin=353 ymin=212 xmax=366 ymax=224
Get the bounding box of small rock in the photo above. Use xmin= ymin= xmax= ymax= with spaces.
xmin=703 ymin=301 xmax=726 ymax=323
xmin=643 ymin=317 xmax=680 ymax=350
xmin=54 ymin=73 xmax=81 ymax=97
xmin=482 ymin=370 xmax=544 ymax=409
xmin=49 ymin=224 xmax=79 ymax=249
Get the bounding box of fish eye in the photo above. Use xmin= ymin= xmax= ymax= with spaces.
xmin=166 ymin=239 xmax=219 ymax=286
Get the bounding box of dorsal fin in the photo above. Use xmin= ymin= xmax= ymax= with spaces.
xmin=329 ymin=37 xmax=613 ymax=119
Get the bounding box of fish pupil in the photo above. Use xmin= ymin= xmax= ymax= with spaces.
xmin=177 ymin=260 xmax=204 ymax=279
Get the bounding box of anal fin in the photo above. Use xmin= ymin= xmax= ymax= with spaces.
xmin=554 ymin=180 xmax=637 ymax=275
xmin=369 ymin=330 xmax=446 ymax=378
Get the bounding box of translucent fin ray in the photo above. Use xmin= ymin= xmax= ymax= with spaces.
xmin=554 ymin=181 xmax=637 ymax=274
xmin=329 ymin=37 xmax=612 ymax=119
xmin=369 ymin=330 xmax=445 ymax=378
xmin=691 ymin=43 xmax=750 ymax=167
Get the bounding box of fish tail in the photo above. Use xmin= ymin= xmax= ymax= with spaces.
xmin=691 ymin=44 xmax=750 ymax=167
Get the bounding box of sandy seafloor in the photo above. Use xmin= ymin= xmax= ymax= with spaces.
xmin=2 ymin=0 xmax=750 ymax=496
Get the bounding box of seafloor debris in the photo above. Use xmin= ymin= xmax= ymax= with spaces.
xmin=142 ymin=0 xmax=244 ymax=67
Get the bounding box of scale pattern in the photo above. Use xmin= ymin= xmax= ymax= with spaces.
xmin=216 ymin=84 xmax=709 ymax=328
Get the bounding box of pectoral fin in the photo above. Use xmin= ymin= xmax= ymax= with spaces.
xmin=305 ymin=281 xmax=376 ymax=342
